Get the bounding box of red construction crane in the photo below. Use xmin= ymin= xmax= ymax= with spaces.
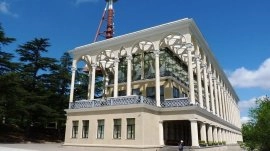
xmin=94 ymin=0 xmax=118 ymax=42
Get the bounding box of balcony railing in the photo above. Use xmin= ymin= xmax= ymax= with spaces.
xmin=69 ymin=95 xmax=192 ymax=109
xmin=160 ymin=97 xmax=190 ymax=108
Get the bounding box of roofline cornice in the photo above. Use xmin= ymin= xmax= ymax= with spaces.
xmin=69 ymin=18 xmax=191 ymax=55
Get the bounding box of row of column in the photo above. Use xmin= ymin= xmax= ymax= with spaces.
xmin=190 ymin=120 xmax=242 ymax=146
xmin=69 ymin=49 xmax=162 ymax=106
xmin=191 ymin=47 xmax=241 ymax=128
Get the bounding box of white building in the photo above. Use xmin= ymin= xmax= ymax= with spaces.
xmin=64 ymin=18 xmax=243 ymax=151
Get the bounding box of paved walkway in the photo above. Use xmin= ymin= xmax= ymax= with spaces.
xmin=0 ymin=143 xmax=90 ymax=151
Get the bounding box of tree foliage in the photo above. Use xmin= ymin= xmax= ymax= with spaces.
xmin=242 ymin=96 xmax=270 ymax=151
xmin=0 ymin=23 xmax=72 ymax=141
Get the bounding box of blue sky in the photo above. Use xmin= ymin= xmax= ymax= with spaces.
xmin=1 ymin=0 xmax=270 ymax=123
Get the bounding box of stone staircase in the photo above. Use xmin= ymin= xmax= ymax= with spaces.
xmin=160 ymin=146 xmax=178 ymax=151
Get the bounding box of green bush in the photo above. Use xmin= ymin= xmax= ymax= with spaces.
xmin=222 ymin=141 xmax=226 ymax=145
xmin=208 ymin=141 xmax=213 ymax=146
xmin=199 ymin=140 xmax=207 ymax=147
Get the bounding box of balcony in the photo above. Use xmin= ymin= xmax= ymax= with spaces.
xmin=69 ymin=95 xmax=192 ymax=109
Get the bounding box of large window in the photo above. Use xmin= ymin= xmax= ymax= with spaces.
xmin=113 ymin=119 xmax=122 ymax=139
xmin=146 ymin=86 xmax=164 ymax=101
xmin=159 ymin=48 xmax=188 ymax=83
xmin=118 ymin=57 xmax=127 ymax=83
xmin=97 ymin=119 xmax=105 ymax=139
xmin=132 ymin=54 xmax=142 ymax=81
xmin=173 ymin=86 xmax=180 ymax=98
xmin=132 ymin=88 xmax=141 ymax=95
xmin=127 ymin=118 xmax=135 ymax=139
xmin=72 ymin=121 xmax=79 ymax=138
xmin=82 ymin=120 xmax=89 ymax=138
xmin=144 ymin=52 xmax=155 ymax=79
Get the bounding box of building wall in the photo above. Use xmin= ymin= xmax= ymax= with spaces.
xmin=64 ymin=107 xmax=161 ymax=147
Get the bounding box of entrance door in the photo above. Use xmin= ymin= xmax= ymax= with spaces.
xmin=163 ymin=120 xmax=191 ymax=146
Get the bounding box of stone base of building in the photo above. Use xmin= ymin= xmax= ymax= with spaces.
xmin=63 ymin=143 xmax=163 ymax=151
xmin=63 ymin=144 xmax=242 ymax=151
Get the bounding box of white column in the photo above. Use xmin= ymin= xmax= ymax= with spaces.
xmin=220 ymin=84 xmax=226 ymax=120
xmin=190 ymin=119 xmax=199 ymax=146
xmin=154 ymin=50 xmax=161 ymax=107
xmin=187 ymin=48 xmax=195 ymax=104
xmin=213 ymin=126 xmax=218 ymax=143
xmin=69 ymin=60 xmax=77 ymax=104
xmin=113 ymin=58 xmax=119 ymax=97
xmin=228 ymin=95 xmax=232 ymax=123
xmin=87 ymin=70 xmax=91 ymax=99
xmin=217 ymin=79 xmax=223 ymax=118
xmin=207 ymin=125 xmax=213 ymax=143
xmin=224 ymin=130 xmax=228 ymax=144
xmin=213 ymin=72 xmax=220 ymax=116
xmin=225 ymin=91 xmax=229 ymax=122
xmin=228 ymin=131 xmax=232 ymax=144
xmin=159 ymin=121 xmax=164 ymax=146
xmin=202 ymin=56 xmax=210 ymax=111
xmin=90 ymin=64 xmax=97 ymax=100
xmin=217 ymin=127 xmax=221 ymax=143
xmin=208 ymin=67 xmax=215 ymax=114
xmin=200 ymin=122 xmax=207 ymax=141
xmin=126 ymin=55 xmax=132 ymax=96
xmin=195 ymin=56 xmax=203 ymax=108
xmin=232 ymin=102 xmax=235 ymax=125
xmin=221 ymin=128 xmax=224 ymax=143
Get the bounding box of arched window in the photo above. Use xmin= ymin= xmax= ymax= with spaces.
xmin=118 ymin=57 xmax=127 ymax=83
xmin=144 ymin=52 xmax=155 ymax=79
xmin=132 ymin=54 xmax=142 ymax=81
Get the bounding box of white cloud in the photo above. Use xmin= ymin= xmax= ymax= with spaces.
xmin=241 ymin=116 xmax=251 ymax=124
xmin=228 ymin=58 xmax=270 ymax=89
xmin=238 ymin=96 xmax=258 ymax=111
xmin=75 ymin=0 xmax=99 ymax=5
xmin=0 ymin=1 xmax=18 ymax=17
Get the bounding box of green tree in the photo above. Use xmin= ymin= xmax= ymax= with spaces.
xmin=0 ymin=24 xmax=16 ymax=75
xmin=15 ymin=38 xmax=58 ymax=126
xmin=242 ymin=96 xmax=270 ymax=151
xmin=0 ymin=24 xmax=26 ymax=125
xmin=45 ymin=52 xmax=72 ymax=127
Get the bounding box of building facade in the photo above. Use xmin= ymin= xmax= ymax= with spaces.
xmin=64 ymin=18 xmax=243 ymax=151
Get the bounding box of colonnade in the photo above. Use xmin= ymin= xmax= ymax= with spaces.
xmin=69 ymin=41 xmax=241 ymax=127
xmin=68 ymin=34 xmax=242 ymax=147
xmin=196 ymin=120 xmax=243 ymax=146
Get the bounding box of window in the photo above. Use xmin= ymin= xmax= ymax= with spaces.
xmin=146 ymin=86 xmax=164 ymax=101
xmin=82 ymin=120 xmax=89 ymax=138
xmin=132 ymin=54 xmax=142 ymax=81
xmin=97 ymin=119 xmax=104 ymax=139
xmin=182 ymin=92 xmax=188 ymax=97
xmin=118 ymin=90 xmax=126 ymax=96
xmin=132 ymin=88 xmax=141 ymax=95
xmin=144 ymin=52 xmax=155 ymax=79
xmin=127 ymin=118 xmax=135 ymax=139
xmin=118 ymin=57 xmax=127 ymax=83
xmin=173 ymin=86 xmax=180 ymax=98
xmin=146 ymin=87 xmax=155 ymax=100
xmin=72 ymin=121 xmax=79 ymax=138
xmin=113 ymin=119 xmax=121 ymax=139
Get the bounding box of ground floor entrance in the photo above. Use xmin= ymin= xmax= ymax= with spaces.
xmin=163 ymin=120 xmax=191 ymax=146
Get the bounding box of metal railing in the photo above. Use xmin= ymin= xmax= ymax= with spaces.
xmin=69 ymin=96 xmax=192 ymax=109
xmin=161 ymin=97 xmax=190 ymax=108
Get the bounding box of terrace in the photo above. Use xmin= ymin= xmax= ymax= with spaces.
xmin=69 ymin=95 xmax=195 ymax=109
